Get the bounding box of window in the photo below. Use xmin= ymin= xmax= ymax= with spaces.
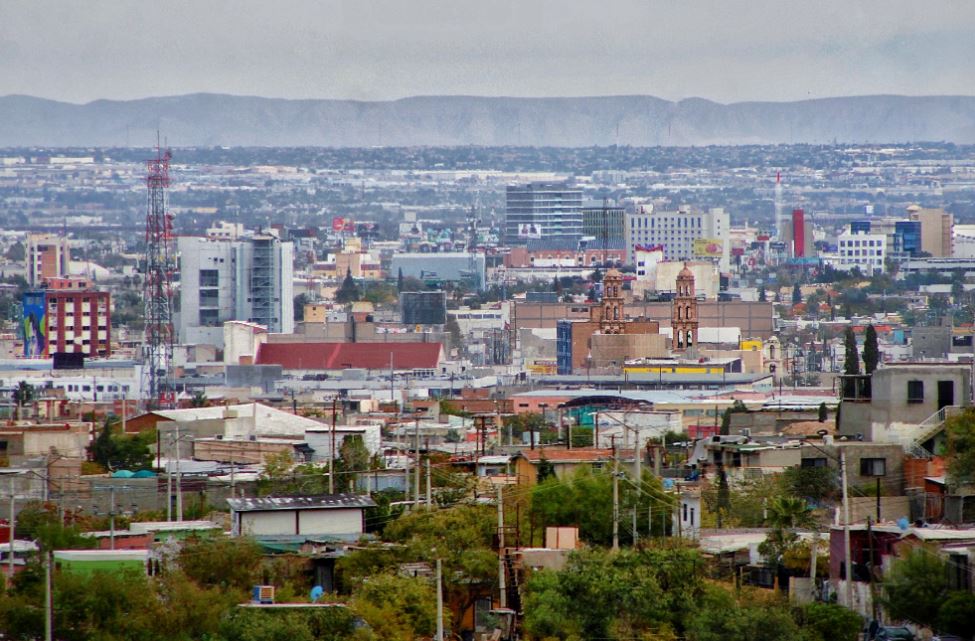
xmin=859 ymin=458 xmax=886 ymax=477
xmin=907 ymin=380 xmax=924 ymax=403
xmin=801 ymin=457 xmax=828 ymax=468
xmin=199 ymin=269 xmax=220 ymax=287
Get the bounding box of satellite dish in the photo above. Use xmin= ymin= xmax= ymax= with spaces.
xmin=310 ymin=586 xmax=324 ymax=602
xmin=897 ymin=518 xmax=910 ymax=531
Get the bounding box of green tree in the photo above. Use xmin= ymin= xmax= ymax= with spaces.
xmin=758 ymin=285 xmax=767 ymax=302
xmin=946 ymin=408 xmax=975 ymax=487
xmin=720 ymin=399 xmax=748 ymax=435
xmin=177 ymin=535 xmax=263 ymax=593
xmin=444 ymin=315 xmax=462 ymax=351
xmin=88 ymin=416 xmax=154 ymax=471
xmin=351 ymin=572 xmax=441 ymax=641
xmin=357 ymin=505 xmax=497 ymax=627
xmin=863 ymin=324 xmax=880 ymax=374
xmin=12 ymin=380 xmax=34 ymax=420
xmin=759 ymin=496 xmax=815 ymax=570
xmin=792 ymin=283 xmax=802 ymax=305
xmin=818 ymin=401 xmax=828 ymax=422
xmin=685 ymin=586 xmax=801 ymax=641
xmin=531 ymin=467 xmax=675 ymax=545
xmin=881 ymin=545 xmax=947 ymax=628
xmin=396 ymin=267 xmax=404 ymax=292
xmin=938 ymin=590 xmax=975 ymax=639
xmin=522 ymin=545 xmax=707 ymax=640
xmin=782 ymin=465 xmax=836 ymax=503
xmin=843 ymin=326 xmax=860 ymax=375
xmin=795 ymin=602 xmax=863 ymax=641
xmin=335 ymin=268 xmax=360 ymax=304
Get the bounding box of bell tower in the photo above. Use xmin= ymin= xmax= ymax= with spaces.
xmin=600 ymin=269 xmax=625 ymax=335
xmin=672 ymin=264 xmax=698 ymax=351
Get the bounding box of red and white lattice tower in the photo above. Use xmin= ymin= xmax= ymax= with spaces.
xmin=142 ymin=145 xmax=176 ymax=409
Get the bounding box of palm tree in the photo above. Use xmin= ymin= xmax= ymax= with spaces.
xmin=12 ymin=380 xmax=34 ymax=420
xmin=766 ymin=496 xmax=815 ymax=529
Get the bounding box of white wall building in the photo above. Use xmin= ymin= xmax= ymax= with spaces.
xmin=828 ymin=230 xmax=887 ymax=274
xmin=178 ymin=234 xmax=294 ymax=348
xmin=624 ymin=206 xmax=730 ymax=271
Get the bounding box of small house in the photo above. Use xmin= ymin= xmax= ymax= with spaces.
xmin=227 ymin=494 xmax=377 ymax=538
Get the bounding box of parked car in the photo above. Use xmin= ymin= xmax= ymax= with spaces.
xmin=876 ymin=627 xmax=915 ymax=641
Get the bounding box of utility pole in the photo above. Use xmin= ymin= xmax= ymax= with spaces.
xmin=497 ymin=486 xmax=507 ymax=608
xmin=8 ymin=476 xmax=16 ymax=576
xmin=426 ymin=459 xmax=432 ymax=508
xmin=175 ymin=425 xmax=183 ymax=523
xmin=109 ymin=486 xmax=116 ymax=550
xmin=612 ymin=445 xmax=620 ymax=551
xmin=44 ymin=549 xmax=53 ymax=641
xmin=165 ymin=429 xmax=172 ymax=522
xmin=436 ymin=558 xmax=444 ymax=641
xmin=330 ymin=398 xmax=337 ymax=495
xmin=632 ymin=509 xmax=638 ymax=545
xmin=809 ymin=530 xmax=819 ymax=591
xmin=840 ymin=449 xmax=853 ymax=610
xmin=414 ymin=412 xmax=421 ymax=505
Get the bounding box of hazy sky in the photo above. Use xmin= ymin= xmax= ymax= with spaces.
xmin=2 ymin=0 xmax=974 ymax=104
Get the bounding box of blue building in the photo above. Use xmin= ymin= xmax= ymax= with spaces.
xmin=556 ymin=320 xmax=575 ymax=375
xmin=850 ymin=220 xmax=872 ymax=234
xmin=894 ymin=220 xmax=922 ymax=257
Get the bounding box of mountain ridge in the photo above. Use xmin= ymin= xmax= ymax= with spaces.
xmin=2 ymin=93 xmax=974 ymax=147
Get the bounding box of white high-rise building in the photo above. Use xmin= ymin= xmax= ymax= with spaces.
xmin=178 ymin=234 xmax=294 ymax=347
xmin=624 ymin=206 xmax=730 ymax=271
xmin=829 ymin=230 xmax=887 ymax=274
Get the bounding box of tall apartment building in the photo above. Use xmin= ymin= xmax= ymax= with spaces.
xmin=22 ymin=289 xmax=111 ymax=358
xmin=26 ymin=233 xmax=70 ymax=287
xmin=624 ymin=206 xmax=730 ymax=270
xmin=505 ymin=182 xmax=583 ymax=246
xmin=178 ymin=234 xmax=294 ymax=347
xmin=908 ymin=205 xmax=954 ymax=257
xmin=581 ymin=204 xmax=626 ymax=245
xmin=830 ymin=229 xmax=886 ymax=274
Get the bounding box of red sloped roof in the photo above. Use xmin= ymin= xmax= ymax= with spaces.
xmin=256 ymin=342 xmax=443 ymax=370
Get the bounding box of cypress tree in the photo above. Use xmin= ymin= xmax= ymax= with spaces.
xmin=843 ymin=327 xmax=860 ymax=375
xmin=863 ymin=324 xmax=880 ymax=374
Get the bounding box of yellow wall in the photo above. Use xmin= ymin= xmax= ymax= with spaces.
xmin=624 ymin=365 xmax=726 ymax=375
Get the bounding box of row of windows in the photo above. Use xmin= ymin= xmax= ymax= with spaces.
xmin=839 ymin=239 xmax=881 ymax=247
xmin=841 ymin=250 xmax=883 ymax=257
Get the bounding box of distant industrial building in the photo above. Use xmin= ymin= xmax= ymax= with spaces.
xmin=178 ymin=233 xmax=294 ymax=347
xmin=389 ymin=253 xmax=485 ymax=291
xmin=399 ymin=291 xmax=447 ymax=325
xmin=505 ymin=182 xmax=583 ymax=246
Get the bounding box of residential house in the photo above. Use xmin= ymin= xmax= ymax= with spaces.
xmin=513 ymin=448 xmax=634 ymax=486
xmin=228 ymin=494 xmax=377 ymax=537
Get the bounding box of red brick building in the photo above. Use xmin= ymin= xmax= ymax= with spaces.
xmin=45 ymin=290 xmax=112 ymax=357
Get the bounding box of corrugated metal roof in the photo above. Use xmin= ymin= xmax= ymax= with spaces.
xmin=227 ymin=493 xmax=377 ymax=512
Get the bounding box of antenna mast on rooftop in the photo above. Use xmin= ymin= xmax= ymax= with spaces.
xmin=142 ymin=138 xmax=176 ymax=410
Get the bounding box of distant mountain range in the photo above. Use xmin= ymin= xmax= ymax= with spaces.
xmin=2 ymin=93 xmax=975 ymax=147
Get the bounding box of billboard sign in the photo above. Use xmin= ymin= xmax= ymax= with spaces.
xmin=22 ymin=291 xmax=47 ymax=358
xmin=692 ymin=238 xmax=723 ymax=257
xmin=517 ymin=223 xmax=542 ymax=239
xmin=331 ymin=216 xmax=345 ymax=232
